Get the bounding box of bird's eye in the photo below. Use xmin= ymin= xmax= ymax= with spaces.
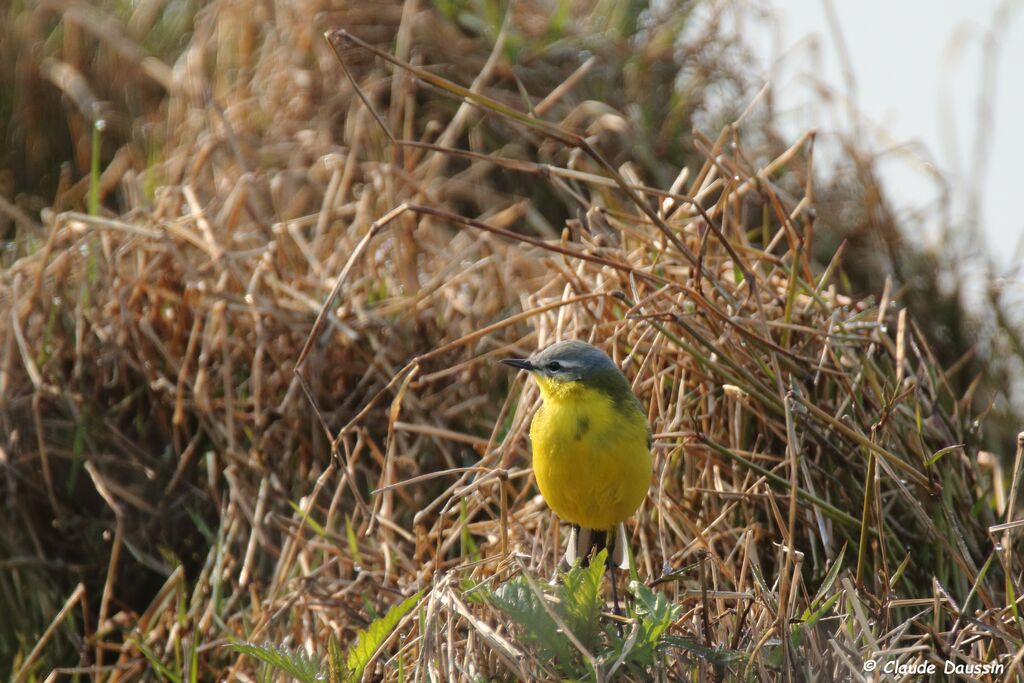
xmin=547 ymin=361 xmax=562 ymax=372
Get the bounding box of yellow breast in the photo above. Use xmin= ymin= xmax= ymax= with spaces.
xmin=529 ymin=380 xmax=652 ymax=531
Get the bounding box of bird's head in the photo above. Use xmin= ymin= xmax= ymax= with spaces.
xmin=500 ymin=340 xmax=626 ymax=402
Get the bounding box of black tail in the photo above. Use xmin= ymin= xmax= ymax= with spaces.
xmin=565 ymin=523 xmax=629 ymax=569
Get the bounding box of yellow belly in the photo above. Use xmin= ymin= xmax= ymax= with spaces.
xmin=529 ymin=387 xmax=652 ymax=530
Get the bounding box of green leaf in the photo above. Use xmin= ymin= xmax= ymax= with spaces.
xmin=557 ymin=549 xmax=606 ymax=647
xmin=488 ymin=578 xmax=575 ymax=664
xmin=926 ymin=444 xmax=963 ymax=467
xmin=287 ymin=500 xmax=327 ymax=538
xmin=649 ymin=558 xmax=703 ymax=585
xmin=546 ymin=0 xmax=571 ymax=39
xmin=229 ymin=642 xmax=321 ymax=683
xmin=799 ymin=591 xmax=841 ymax=634
xmin=345 ymin=515 xmax=362 ymax=564
xmin=347 ymin=590 xmax=424 ymax=679
xmin=663 ymin=636 xmax=748 ymax=666
xmin=131 ymin=636 xmax=182 ymax=683
xmin=628 ymin=581 xmax=682 ymax=664
xmin=327 ymin=636 xmax=345 ymax=683
xmin=767 ymin=591 xmax=842 ymax=667
xmin=810 ymin=543 xmax=846 ymax=609
xmin=188 ymin=633 xmax=198 ymax=683
xmin=88 ymin=119 xmax=103 ymax=216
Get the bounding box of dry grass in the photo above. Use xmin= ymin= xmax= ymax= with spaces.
xmin=1 ymin=1 xmax=1022 ymax=680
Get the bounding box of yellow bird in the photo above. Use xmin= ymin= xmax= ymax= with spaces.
xmin=502 ymin=340 xmax=652 ymax=574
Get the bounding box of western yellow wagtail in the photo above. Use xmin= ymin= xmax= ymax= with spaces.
xmin=502 ymin=340 xmax=652 ymax=606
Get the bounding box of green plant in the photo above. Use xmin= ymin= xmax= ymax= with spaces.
xmin=483 ymin=551 xmax=741 ymax=679
xmin=229 ymin=590 xmax=423 ymax=682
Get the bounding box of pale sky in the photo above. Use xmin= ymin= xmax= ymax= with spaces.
xmin=746 ymin=0 xmax=1024 ymax=273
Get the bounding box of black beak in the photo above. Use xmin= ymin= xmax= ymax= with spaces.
xmin=500 ymin=358 xmax=535 ymax=371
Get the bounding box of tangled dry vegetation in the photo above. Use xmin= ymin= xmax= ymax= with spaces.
xmin=2 ymin=1 xmax=1022 ymax=680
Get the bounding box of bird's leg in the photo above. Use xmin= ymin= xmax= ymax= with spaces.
xmin=607 ymin=558 xmax=626 ymax=639
xmin=609 ymin=563 xmax=622 ymax=616
xmin=606 ymin=531 xmax=625 ymax=639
